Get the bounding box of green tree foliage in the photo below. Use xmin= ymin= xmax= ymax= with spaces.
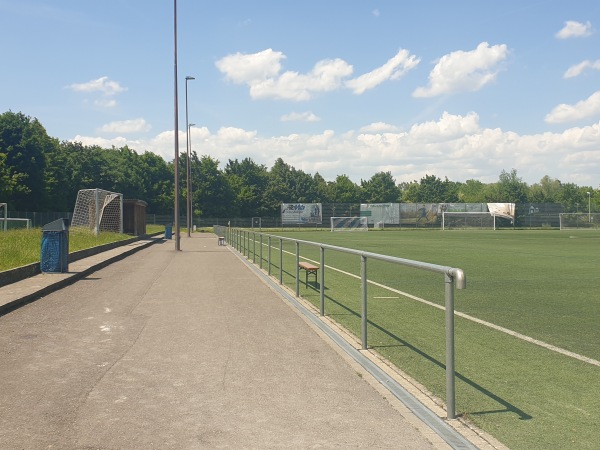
xmin=361 ymin=171 xmax=400 ymax=203
xmin=327 ymin=174 xmax=361 ymax=203
xmin=495 ymin=169 xmax=529 ymax=203
xmin=0 ymin=111 xmax=57 ymax=210
xmin=225 ymin=157 xmax=269 ymax=217
xmin=192 ymin=154 xmax=235 ymax=217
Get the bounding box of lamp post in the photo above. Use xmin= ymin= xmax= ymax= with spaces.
xmin=587 ymin=191 xmax=591 ymax=222
xmin=188 ymin=122 xmax=195 ymax=234
xmin=185 ymin=76 xmax=195 ymax=237
xmin=173 ymin=0 xmax=181 ymax=250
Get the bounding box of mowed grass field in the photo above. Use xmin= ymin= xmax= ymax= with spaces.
xmin=244 ymin=229 xmax=599 ymax=450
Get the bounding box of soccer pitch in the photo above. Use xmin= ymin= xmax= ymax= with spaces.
xmin=249 ymin=229 xmax=599 ymax=450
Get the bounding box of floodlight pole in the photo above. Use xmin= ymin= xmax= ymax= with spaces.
xmin=587 ymin=192 xmax=591 ymax=222
xmin=173 ymin=0 xmax=181 ymax=251
xmin=188 ymin=122 xmax=195 ymax=234
xmin=185 ymin=76 xmax=195 ymax=237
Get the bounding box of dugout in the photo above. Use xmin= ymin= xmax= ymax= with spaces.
xmin=123 ymin=199 xmax=147 ymax=236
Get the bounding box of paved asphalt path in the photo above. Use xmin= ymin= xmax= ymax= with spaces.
xmin=0 ymin=233 xmax=460 ymax=449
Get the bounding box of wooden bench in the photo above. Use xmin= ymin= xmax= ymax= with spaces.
xmin=298 ymin=261 xmax=319 ymax=285
xmin=217 ymin=236 xmax=226 ymax=246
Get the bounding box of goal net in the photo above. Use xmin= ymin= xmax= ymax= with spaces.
xmin=331 ymin=216 xmax=368 ymax=232
xmin=442 ymin=211 xmax=496 ymax=230
xmin=559 ymin=213 xmax=600 ymax=230
xmin=71 ymin=189 xmax=123 ymax=235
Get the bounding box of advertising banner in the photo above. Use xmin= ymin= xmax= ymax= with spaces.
xmin=281 ymin=203 xmax=322 ymax=225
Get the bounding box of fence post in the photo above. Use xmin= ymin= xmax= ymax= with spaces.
xmin=445 ymin=273 xmax=456 ymax=420
xmin=252 ymin=232 xmax=256 ymax=263
xmin=320 ymin=246 xmax=325 ymax=316
xmin=259 ymin=233 xmax=263 ymax=269
xmin=268 ymin=236 xmax=271 ymax=276
xmin=361 ymin=254 xmax=368 ymax=350
xmin=279 ymin=238 xmax=283 ymax=285
xmin=295 ymin=242 xmax=300 ymax=297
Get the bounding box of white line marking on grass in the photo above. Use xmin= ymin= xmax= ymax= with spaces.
xmin=293 ymin=252 xmax=600 ymax=368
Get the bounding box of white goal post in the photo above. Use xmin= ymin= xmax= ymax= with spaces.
xmin=330 ymin=216 xmax=368 ymax=232
xmin=0 ymin=203 xmax=6 ymax=232
xmin=71 ymin=189 xmax=123 ymax=235
xmin=559 ymin=213 xmax=600 ymax=230
xmin=442 ymin=211 xmax=497 ymax=230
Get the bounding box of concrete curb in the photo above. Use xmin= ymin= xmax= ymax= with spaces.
xmin=0 ymin=233 xmax=163 ymax=288
xmin=0 ymin=236 xmax=162 ymax=316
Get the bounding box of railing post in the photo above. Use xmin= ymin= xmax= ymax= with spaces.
xmin=268 ymin=236 xmax=271 ymax=276
xmin=259 ymin=233 xmax=263 ymax=269
xmin=320 ymin=246 xmax=325 ymax=316
xmin=279 ymin=238 xmax=283 ymax=285
xmin=361 ymin=254 xmax=368 ymax=350
xmin=252 ymin=231 xmax=256 ymax=263
xmin=445 ymin=273 xmax=456 ymax=420
xmin=295 ymin=241 xmax=300 ymax=297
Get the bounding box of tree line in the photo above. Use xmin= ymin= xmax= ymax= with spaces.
xmin=1 ymin=111 xmax=597 ymax=217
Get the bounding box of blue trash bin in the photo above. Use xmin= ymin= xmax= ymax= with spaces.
xmin=165 ymin=225 xmax=172 ymax=239
xmin=41 ymin=218 xmax=70 ymax=273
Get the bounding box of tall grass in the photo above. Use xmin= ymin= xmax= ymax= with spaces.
xmin=0 ymin=228 xmax=132 ymax=272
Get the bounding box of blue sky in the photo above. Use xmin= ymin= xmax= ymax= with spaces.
xmin=1 ymin=0 xmax=600 ymax=186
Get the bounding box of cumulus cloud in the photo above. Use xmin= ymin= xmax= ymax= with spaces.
xmin=359 ymin=122 xmax=400 ymax=133
xmin=216 ymin=49 xmax=351 ymax=101
xmin=71 ymin=112 xmax=600 ymax=185
xmin=413 ymin=42 xmax=508 ymax=98
xmin=281 ymin=111 xmax=321 ymax=122
xmin=99 ymin=118 xmax=151 ymax=134
xmin=346 ymin=49 xmax=420 ymax=94
xmin=216 ymin=48 xmax=418 ymax=100
xmin=215 ymin=49 xmax=284 ymax=84
xmin=545 ymin=91 xmax=600 ymax=124
xmin=555 ymin=20 xmax=593 ymax=39
xmin=564 ymin=59 xmax=600 ymax=78
xmin=67 ymin=76 xmax=127 ymax=96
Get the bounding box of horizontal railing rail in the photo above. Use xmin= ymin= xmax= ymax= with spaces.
xmin=215 ymin=225 xmax=466 ymax=419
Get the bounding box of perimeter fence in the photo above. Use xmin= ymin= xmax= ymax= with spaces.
xmin=3 ymin=202 xmax=589 ymax=231
xmin=215 ymin=224 xmax=466 ymax=419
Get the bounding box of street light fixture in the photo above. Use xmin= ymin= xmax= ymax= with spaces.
xmin=587 ymin=191 xmax=591 ymax=222
xmin=185 ymin=76 xmax=195 ymax=237
xmin=188 ymin=122 xmax=196 ymax=234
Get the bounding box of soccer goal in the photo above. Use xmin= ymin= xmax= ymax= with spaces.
xmin=331 ymin=216 xmax=368 ymax=232
xmin=559 ymin=213 xmax=600 ymax=230
xmin=442 ymin=211 xmax=497 ymax=230
xmin=71 ymin=189 xmax=123 ymax=235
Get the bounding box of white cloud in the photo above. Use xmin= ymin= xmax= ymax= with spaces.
xmin=346 ymin=49 xmax=420 ymax=94
xmin=99 ymin=118 xmax=151 ymax=134
xmin=372 ymin=9 xmax=380 ymax=17
xmin=413 ymin=42 xmax=508 ymax=98
xmin=67 ymin=76 xmax=127 ymax=96
xmin=216 ymin=48 xmax=417 ymax=101
xmin=564 ymin=59 xmax=600 ymax=78
xmin=545 ymin=91 xmax=600 ymax=124
xmin=215 ymin=49 xmax=284 ymax=84
xmin=281 ymin=111 xmax=321 ymax=122
xmin=555 ymin=20 xmax=593 ymax=39
xmin=249 ymin=58 xmax=353 ymax=101
xmin=359 ymin=122 xmax=400 ymax=133
xmin=71 ymin=112 xmax=600 ymax=186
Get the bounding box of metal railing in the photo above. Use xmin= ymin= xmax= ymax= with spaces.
xmin=215 ymin=225 xmax=466 ymax=419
